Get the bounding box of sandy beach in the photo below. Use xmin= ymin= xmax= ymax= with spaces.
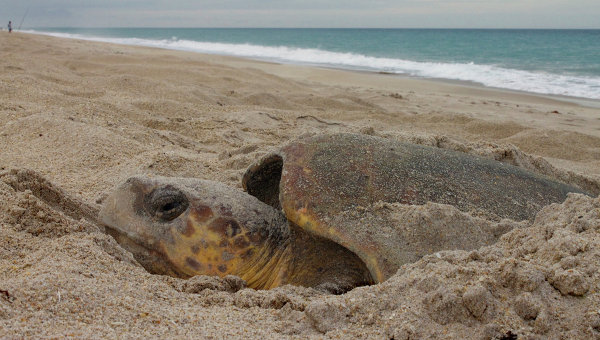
xmin=1 ymin=32 xmax=599 ymax=338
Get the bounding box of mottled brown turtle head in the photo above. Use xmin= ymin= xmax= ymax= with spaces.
xmin=100 ymin=176 xmax=293 ymax=289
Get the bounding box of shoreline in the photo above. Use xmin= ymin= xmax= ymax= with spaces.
xmin=23 ymin=30 xmax=600 ymax=107
xmin=220 ymin=53 xmax=600 ymax=110
xmin=362 ymin=68 xmax=600 ymax=109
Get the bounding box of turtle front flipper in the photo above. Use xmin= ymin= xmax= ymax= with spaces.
xmin=243 ymin=148 xmax=387 ymax=284
xmin=243 ymin=153 xmax=284 ymax=209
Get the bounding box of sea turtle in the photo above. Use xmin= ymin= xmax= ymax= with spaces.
xmin=99 ymin=133 xmax=590 ymax=292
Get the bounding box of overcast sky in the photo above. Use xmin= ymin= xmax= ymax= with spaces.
xmin=1 ymin=1 xmax=599 ymax=29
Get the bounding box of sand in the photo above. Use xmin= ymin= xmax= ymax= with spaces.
xmin=0 ymin=32 xmax=599 ymax=339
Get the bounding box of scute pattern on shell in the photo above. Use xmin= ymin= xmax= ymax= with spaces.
xmin=244 ymin=133 xmax=589 ymax=281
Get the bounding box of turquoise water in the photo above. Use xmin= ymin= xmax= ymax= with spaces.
xmin=30 ymin=28 xmax=600 ymax=99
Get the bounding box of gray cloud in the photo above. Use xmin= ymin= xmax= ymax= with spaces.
xmin=1 ymin=0 xmax=598 ymax=28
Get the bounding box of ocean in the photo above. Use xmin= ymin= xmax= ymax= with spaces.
xmin=28 ymin=28 xmax=600 ymax=100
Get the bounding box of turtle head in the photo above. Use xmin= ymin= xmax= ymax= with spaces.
xmin=100 ymin=176 xmax=291 ymax=288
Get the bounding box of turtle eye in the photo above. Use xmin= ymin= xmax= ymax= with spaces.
xmin=145 ymin=186 xmax=189 ymax=222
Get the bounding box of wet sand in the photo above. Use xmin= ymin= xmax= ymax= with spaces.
xmin=1 ymin=32 xmax=599 ymax=339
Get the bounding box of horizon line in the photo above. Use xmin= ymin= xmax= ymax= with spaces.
xmin=25 ymin=26 xmax=600 ymax=30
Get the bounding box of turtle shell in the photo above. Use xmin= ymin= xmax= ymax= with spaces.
xmin=242 ymin=133 xmax=589 ymax=282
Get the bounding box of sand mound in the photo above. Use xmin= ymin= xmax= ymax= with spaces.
xmin=1 ymin=169 xmax=598 ymax=338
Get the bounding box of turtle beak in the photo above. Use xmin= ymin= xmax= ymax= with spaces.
xmin=99 ymin=177 xmax=161 ymax=249
xmin=100 ymin=177 xmax=191 ymax=277
xmin=103 ymin=223 xmax=190 ymax=278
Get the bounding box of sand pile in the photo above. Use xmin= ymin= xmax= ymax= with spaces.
xmin=1 ymin=170 xmax=598 ymax=338
xmin=1 ymin=33 xmax=599 ymax=339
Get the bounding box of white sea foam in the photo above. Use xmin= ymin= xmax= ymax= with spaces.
xmin=29 ymin=30 xmax=600 ymax=100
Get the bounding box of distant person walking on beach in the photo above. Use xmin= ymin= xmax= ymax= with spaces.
xmin=7 ymin=21 xmax=12 ymax=33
